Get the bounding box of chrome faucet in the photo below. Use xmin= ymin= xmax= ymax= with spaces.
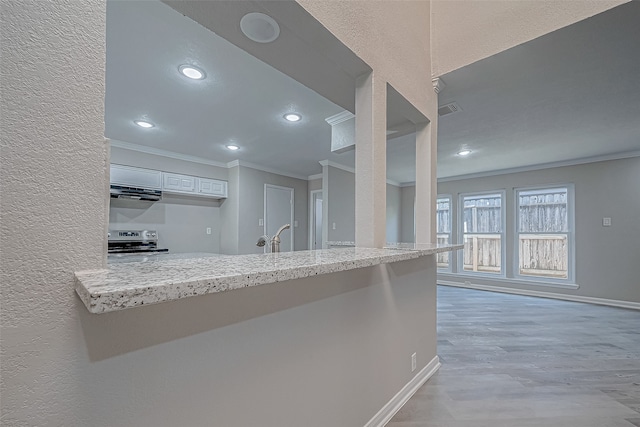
xmin=256 ymin=223 xmax=291 ymax=253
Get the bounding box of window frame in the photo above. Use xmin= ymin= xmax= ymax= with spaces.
xmin=436 ymin=194 xmax=453 ymax=272
xmin=513 ymin=184 xmax=575 ymax=284
xmin=457 ymin=190 xmax=506 ymax=277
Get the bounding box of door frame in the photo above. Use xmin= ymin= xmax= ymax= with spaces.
xmin=264 ymin=183 xmax=294 ymax=251
xmin=309 ymin=189 xmax=323 ymax=250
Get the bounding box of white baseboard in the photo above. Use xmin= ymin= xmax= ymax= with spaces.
xmin=364 ymin=355 xmax=441 ymax=427
xmin=438 ymin=280 xmax=640 ymax=311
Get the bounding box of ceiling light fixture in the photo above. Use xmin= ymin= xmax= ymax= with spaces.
xmin=284 ymin=113 xmax=302 ymax=122
xmin=240 ymin=12 xmax=280 ymax=43
xmin=134 ymin=120 xmax=154 ymax=128
xmin=179 ymin=64 xmax=206 ymax=80
xmin=226 ymin=144 xmax=240 ymax=151
xmin=457 ymin=149 xmax=472 ymax=156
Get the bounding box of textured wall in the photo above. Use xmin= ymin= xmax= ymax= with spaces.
xmin=0 ymin=0 xmax=108 ymax=424
xmin=298 ymin=0 xmax=435 ymax=118
xmin=431 ymin=0 xmax=627 ymax=76
xmin=438 ymin=157 xmax=640 ymax=304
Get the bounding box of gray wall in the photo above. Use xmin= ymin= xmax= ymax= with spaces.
xmin=237 ymin=166 xmax=309 ymax=254
xmin=308 ymin=178 xmax=323 ymax=191
xmin=220 ymin=165 xmax=240 ymax=255
xmin=400 ymin=185 xmax=416 ymax=243
xmin=109 ymin=196 xmax=221 ymax=254
xmin=438 ymin=157 xmax=640 ymax=304
xmin=386 ymin=183 xmax=402 ymax=243
xmin=325 ymin=166 xmax=356 ymax=242
xmin=110 ymin=145 xmax=225 ymax=253
xmin=110 ymin=143 xmax=228 ymax=180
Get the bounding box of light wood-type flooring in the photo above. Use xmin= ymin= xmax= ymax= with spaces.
xmin=389 ymin=286 xmax=640 ymax=426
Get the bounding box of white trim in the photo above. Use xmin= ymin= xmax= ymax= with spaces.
xmin=318 ymin=160 xmax=402 ymax=186
xmin=399 ymin=181 xmax=416 ymax=188
xmin=438 ymin=274 xmax=579 ymax=290
xmin=438 ymin=150 xmax=640 ymax=182
xmin=364 ymin=355 xmax=441 ymax=427
xmin=110 ymin=140 xmax=228 ymax=168
xmin=307 ymin=173 xmax=323 ymax=181
xmin=319 ymin=159 xmax=355 ymax=174
xmin=309 ymin=190 xmax=322 ymax=250
xmin=513 ymin=184 xmax=575 ymax=285
xmin=438 ymin=280 xmax=640 ymax=310
xmin=325 ymin=110 xmax=355 ymax=126
xmin=264 ymin=184 xmax=295 ymax=252
xmin=457 ymin=190 xmax=506 ymax=277
xmin=227 ymin=160 xmax=308 ymax=181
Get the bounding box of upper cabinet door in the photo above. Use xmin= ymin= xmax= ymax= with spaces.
xmin=162 ymin=173 xmax=196 ymax=194
xmin=199 ymin=178 xmax=227 ymax=198
xmin=110 ymin=164 xmax=162 ymax=190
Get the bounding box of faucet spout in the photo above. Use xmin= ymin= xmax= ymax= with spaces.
xmin=270 ymin=223 xmax=291 ymax=253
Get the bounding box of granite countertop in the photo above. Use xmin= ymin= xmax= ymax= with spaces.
xmin=76 ymin=244 xmax=463 ymax=314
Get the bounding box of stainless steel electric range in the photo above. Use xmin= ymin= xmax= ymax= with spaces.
xmin=107 ymin=230 xmax=169 ymax=254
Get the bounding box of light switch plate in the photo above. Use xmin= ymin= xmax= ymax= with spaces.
xmin=603 ymin=217 xmax=612 ymax=227
xmin=294 ymin=220 xmax=298 ymax=227
xmin=259 ymin=219 xmax=264 ymax=226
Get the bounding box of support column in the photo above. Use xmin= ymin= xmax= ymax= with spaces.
xmin=415 ymin=120 xmax=437 ymax=243
xmin=355 ymin=72 xmax=387 ymax=248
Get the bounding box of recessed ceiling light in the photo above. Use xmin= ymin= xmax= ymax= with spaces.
xmin=134 ymin=120 xmax=154 ymax=128
xmin=226 ymin=144 xmax=240 ymax=151
xmin=179 ymin=64 xmax=205 ymax=80
xmin=284 ymin=113 xmax=301 ymax=122
xmin=240 ymin=12 xmax=280 ymax=43
xmin=457 ymin=149 xmax=472 ymax=156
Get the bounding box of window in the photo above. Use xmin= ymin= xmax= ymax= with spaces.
xmin=516 ymin=186 xmax=572 ymax=280
xmin=436 ymin=196 xmax=452 ymax=270
xmin=460 ymin=193 xmax=504 ymax=275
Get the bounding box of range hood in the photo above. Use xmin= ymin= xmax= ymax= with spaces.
xmin=110 ymin=164 xmax=162 ymax=202
xmin=110 ymin=185 xmax=162 ymax=201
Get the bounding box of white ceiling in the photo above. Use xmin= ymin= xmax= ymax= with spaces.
xmin=106 ymin=1 xmax=640 ymax=184
xmin=106 ymin=0 xmax=353 ymax=179
xmin=435 ymin=1 xmax=640 ymax=178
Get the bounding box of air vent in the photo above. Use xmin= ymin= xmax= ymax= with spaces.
xmin=438 ymin=102 xmax=462 ymax=117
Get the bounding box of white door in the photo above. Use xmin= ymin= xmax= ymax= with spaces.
xmin=309 ymin=191 xmax=323 ymax=250
xmin=265 ymin=184 xmax=294 ymax=252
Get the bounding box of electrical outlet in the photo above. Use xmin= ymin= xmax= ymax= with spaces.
xmin=259 ymin=219 xmax=264 ymax=226
xmin=332 ymin=222 xmax=336 ymax=230
xmin=411 ymin=353 xmax=417 ymax=372
xmin=603 ymin=217 xmax=612 ymax=227
xmin=206 ymin=227 xmax=212 ymax=235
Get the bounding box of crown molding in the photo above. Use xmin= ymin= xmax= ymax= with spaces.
xmin=399 ymin=181 xmax=416 ymax=188
xmin=307 ymin=173 xmax=323 ymax=181
xmin=227 ymin=159 xmax=309 ymax=181
xmin=318 ymin=160 xmax=404 ymax=186
xmin=438 ymin=150 xmax=640 ymax=182
xmin=325 ymin=110 xmax=355 ymax=126
xmin=319 ymin=159 xmax=355 ymax=174
xmin=432 ymin=77 xmax=445 ymax=94
xmin=109 ymin=140 xmax=228 ymax=168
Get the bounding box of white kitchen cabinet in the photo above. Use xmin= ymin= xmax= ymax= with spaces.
xmin=161 ymin=172 xmax=227 ymax=199
xmin=110 ymin=164 xmax=162 ymax=189
xmin=198 ymin=178 xmax=227 ymax=198
xmin=162 ymin=172 xmax=196 ymax=194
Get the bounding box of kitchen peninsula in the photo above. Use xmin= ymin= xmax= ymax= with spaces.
xmin=76 ymin=244 xmax=462 ymax=314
